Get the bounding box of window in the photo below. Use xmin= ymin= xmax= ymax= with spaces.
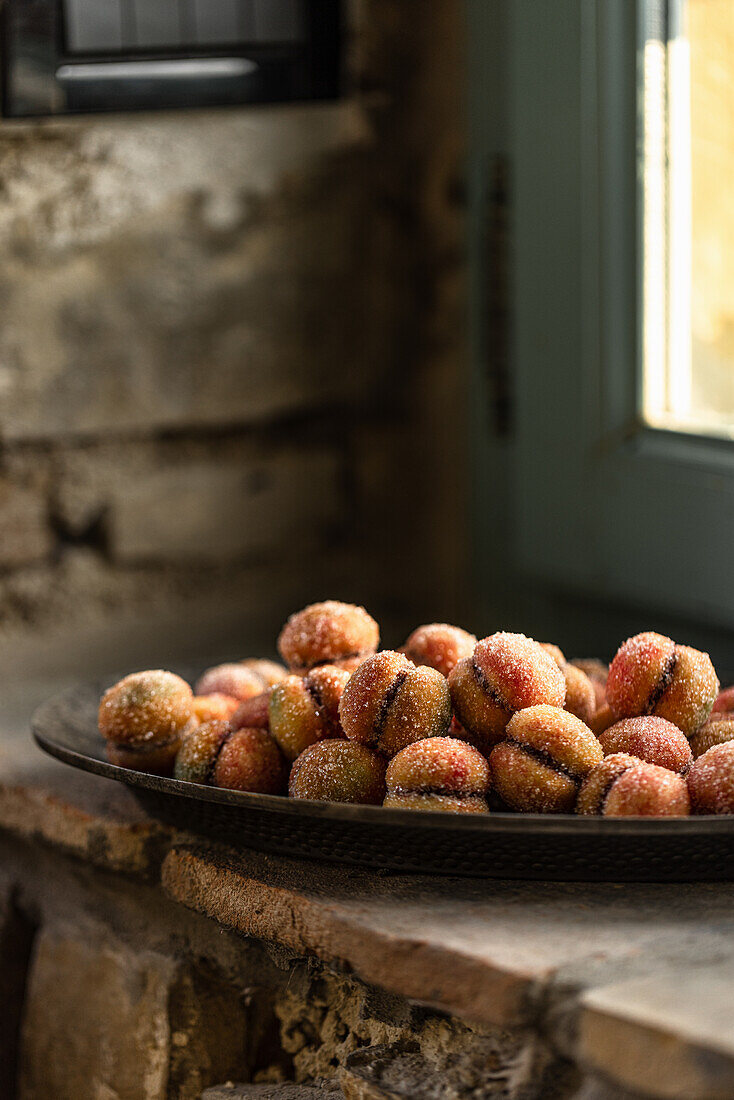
xmin=472 ymin=0 xmax=734 ymax=631
xmin=644 ymin=0 xmax=734 ymax=437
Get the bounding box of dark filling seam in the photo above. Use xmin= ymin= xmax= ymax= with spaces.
xmin=308 ymin=649 xmax=370 ymax=670
xmin=204 ymin=727 xmax=236 ymax=786
xmin=646 ymin=648 xmax=678 ymax=714
xmin=390 ymin=786 xmax=484 ymax=800
xmin=506 ymin=738 xmax=583 ymax=785
xmin=597 ymin=761 xmax=637 ymax=814
xmin=471 ymin=658 xmax=510 ymax=712
xmin=303 ymin=677 xmax=325 ymax=714
xmin=373 ymin=670 xmax=409 ymax=745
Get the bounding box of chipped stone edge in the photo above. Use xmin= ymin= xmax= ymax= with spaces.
xmin=0 ymin=785 xmax=172 ymax=878
xmin=161 ymin=844 xmax=538 ymax=1029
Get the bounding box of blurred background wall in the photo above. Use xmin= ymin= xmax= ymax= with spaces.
xmin=0 ymin=1 xmax=467 ymax=669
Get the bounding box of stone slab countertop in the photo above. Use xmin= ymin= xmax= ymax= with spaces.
xmin=2 ymin=679 xmax=734 ymax=1099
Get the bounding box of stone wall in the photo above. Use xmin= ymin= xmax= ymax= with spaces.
xmin=0 ymin=1 xmax=467 ymax=655
xmin=0 ymin=833 xmax=575 ymax=1100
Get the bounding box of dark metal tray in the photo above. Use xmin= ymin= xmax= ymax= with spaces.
xmin=31 ymin=680 xmax=734 ymax=882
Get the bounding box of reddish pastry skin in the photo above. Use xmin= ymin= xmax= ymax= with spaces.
xmin=269 ymin=665 xmax=350 ymax=762
xmin=576 ymin=753 xmax=642 ymax=815
xmin=449 ymin=634 xmax=566 ymax=754
xmin=606 ymin=632 xmax=719 ymax=736
xmin=598 ymin=716 xmax=693 ymax=775
xmin=577 ymin=754 xmax=690 ymax=816
xmin=277 ymin=601 xmax=379 ymax=674
xmin=401 ymin=624 xmax=477 ymax=679
xmin=195 ymin=663 xmax=265 ymax=702
xmin=288 ymin=740 xmax=386 ymax=804
xmin=712 ymin=685 xmax=734 ymax=716
xmin=192 ymin=693 xmax=240 ymax=725
xmin=238 ymin=658 xmax=287 ymax=689
xmin=384 ymin=737 xmax=489 ymax=814
xmin=230 ymin=692 xmax=271 ymax=731
xmin=688 ymin=742 xmax=734 ymax=814
xmin=489 ymin=705 xmax=603 ymax=813
xmin=99 ymin=670 xmax=194 ymax=775
xmin=339 ymin=651 xmax=452 ymax=758
xmin=174 ymin=719 xmax=230 ymax=785
xmin=689 ymin=717 xmax=734 ymax=759
xmin=541 ymin=643 xmax=595 ymax=725
xmin=210 ymin=727 xmax=287 ymax=794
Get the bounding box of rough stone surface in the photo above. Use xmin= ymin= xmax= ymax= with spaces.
xmin=107 ymin=449 xmax=341 ymax=565
xmin=0 ymin=106 xmax=372 ymax=442
xmin=18 ymin=923 xmax=252 ymax=1100
xmin=340 ymin=1042 xmax=572 ymax=1100
xmin=203 ymin=1086 xmax=344 ymax=1099
xmin=53 ymin=441 xmax=342 ymax=564
xmin=161 ymin=843 xmax=537 ymax=1028
xmin=0 ymin=479 xmax=52 ymax=570
xmin=18 ymin=925 xmax=176 ymax=1099
xmin=270 ymin=964 xmax=563 ymax=1091
xmin=578 ymin=970 xmax=734 ymax=1100
xmin=0 ymin=0 xmax=467 ymax=645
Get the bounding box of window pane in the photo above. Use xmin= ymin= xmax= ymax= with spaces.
xmin=643 ymin=0 xmax=734 ymax=436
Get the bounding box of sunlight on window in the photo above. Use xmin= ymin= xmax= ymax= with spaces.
xmin=643 ymin=0 xmax=734 ymax=437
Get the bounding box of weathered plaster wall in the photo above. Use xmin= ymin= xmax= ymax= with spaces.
xmin=0 ymin=1 xmax=467 ymax=654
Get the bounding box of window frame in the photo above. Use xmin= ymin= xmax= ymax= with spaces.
xmin=510 ymin=0 xmax=734 ymax=630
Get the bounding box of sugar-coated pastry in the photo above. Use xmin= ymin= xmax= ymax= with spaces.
xmin=211 ymin=727 xmax=287 ymax=794
xmin=238 ymin=658 xmax=287 ymax=689
xmin=606 ymin=632 xmax=718 ymax=736
xmin=230 ymin=692 xmax=271 ymax=730
xmin=195 ymin=663 xmax=267 ymax=702
xmin=401 ymin=623 xmax=477 ymax=679
xmin=688 ymin=742 xmax=734 ymax=814
xmin=712 ymin=685 xmax=734 ymax=716
xmin=339 ymin=651 xmax=451 ymax=758
xmin=541 ymin=643 xmax=596 ymax=725
xmin=577 ymin=754 xmax=690 ymax=816
xmin=449 ymin=634 xmax=566 ymax=755
xmin=278 ymin=601 xmax=379 ymax=674
xmin=384 ymin=737 xmax=489 ymax=813
xmin=192 ymin=693 xmax=241 ymax=725
xmin=589 ymin=703 xmax=615 ymax=736
xmin=99 ymin=669 xmax=194 ymax=774
xmin=288 ymin=740 xmax=386 ymax=804
xmin=489 ymin=705 xmax=603 ymax=813
xmin=689 ymin=716 xmax=734 ymax=759
xmin=269 ymin=665 xmax=350 ymax=761
xmin=174 ymin=719 xmax=230 ymax=785
xmin=598 ymin=716 xmax=693 ymax=775
xmin=570 ymin=658 xmax=609 ymax=709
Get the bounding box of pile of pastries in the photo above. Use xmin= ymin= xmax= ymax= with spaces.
xmin=97 ymin=600 xmax=734 ymax=816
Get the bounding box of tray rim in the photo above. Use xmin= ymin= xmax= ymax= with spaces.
xmin=30 ymin=680 xmax=734 ymax=838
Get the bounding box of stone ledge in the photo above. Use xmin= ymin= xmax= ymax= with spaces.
xmin=0 ymin=705 xmax=171 ymax=878
xmin=0 ymin=784 xmax=170 ymax=878
xmin=161 ymin=842 xmax=537 ymax=1028
xmin=578 ymin=969 xmax=734 ymax=1100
